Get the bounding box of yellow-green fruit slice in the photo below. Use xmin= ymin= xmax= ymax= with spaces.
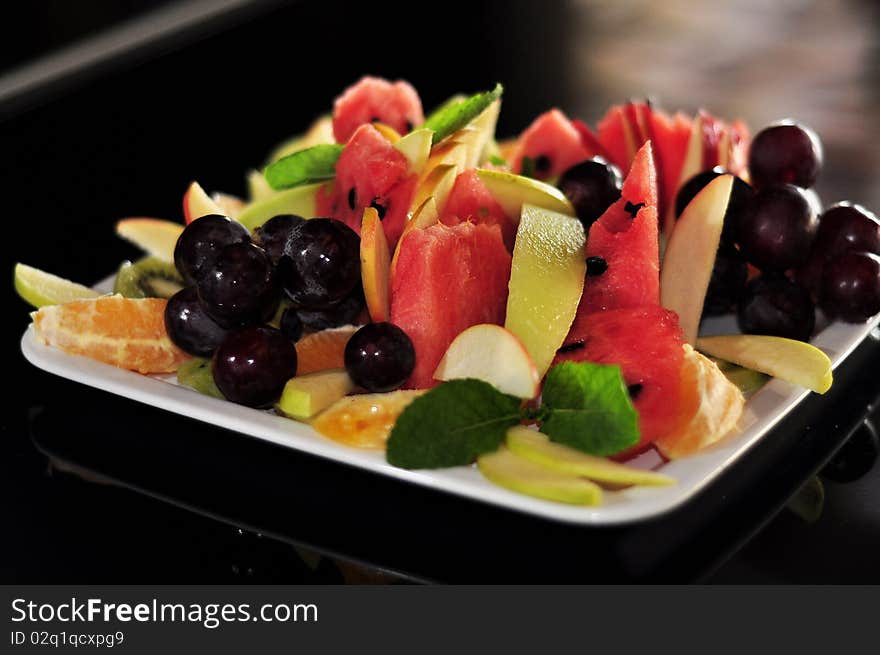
xmin=276 ymin=369 xmax=355 ymax=421
xmin=14 ymin=263 xmax=100 ymax=308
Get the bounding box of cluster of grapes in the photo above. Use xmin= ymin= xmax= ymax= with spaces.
xmin=165 ymin=213 xmax=416 ymax=407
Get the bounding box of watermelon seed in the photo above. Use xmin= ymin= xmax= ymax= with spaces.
xmin=556 ymin=340 xmax=585 ymax=354
xmin=348 ymin=188 xmax=356 ymax=210
xmin=627 ymin=383 xmax=643 ymax=400
xmin=370 ymin=116 xmax=381 ymax=123
xmin=585 ymin=256 xmax=608 ymax=276
xmin=624 ymin=201 xmax=645 ymax=218
xmin=535 ymin=155 xmax=552 ymax=174
xmin=370 ymin=199 xmax=387 ymax=220
xmin=405 ymin=121 xmax=414 ymax=132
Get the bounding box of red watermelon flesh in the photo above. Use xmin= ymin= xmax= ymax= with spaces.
xmin=510 ymin=109 xmax=591 ymax=180
xmin=553 ymin=305 xmax=685 ymax=457
xmin=699 ymin=110 xmax=725 ymax=170
xmin=316 ymin=123 xmax=416 ymax=249
xmin=648 ymin=109 xmax=692 ymax=220
xmin=596 ymin=105 xmax=637 ymax=171
xmin=725 ymin=119 xmax=750 ymax=178
xmin=441 ymin=170 xmax=516 ymax=250
xmin=579 ymin=141 xmax=659 ymax=313
xmin=332 ymin=76 xmax=425 ymax=144
xmin=571 ymin=118 xmax=611 ymax=162
xmin=390 ymin=222 xmax=512 ymax=389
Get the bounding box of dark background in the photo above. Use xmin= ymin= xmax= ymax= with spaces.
xmin=2 ymin=0 xmax=880 ymax=583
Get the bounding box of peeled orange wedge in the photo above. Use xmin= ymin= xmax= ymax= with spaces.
xmin=654 ymin=344 xmax=745 ymax=460
xmin=312 ymin=390 xmax=426 ymax=449
xmin=295 ymin=326 xmax=358 ymax=375
xmin=32 ymin=295 xmax=189 ymax=373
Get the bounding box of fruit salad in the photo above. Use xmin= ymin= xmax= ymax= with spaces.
xmin=16 ymin=76 xmax=880 ymax=507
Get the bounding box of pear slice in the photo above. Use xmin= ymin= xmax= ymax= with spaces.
xmin=115 ymin=218 xmax=183 ymax=262
xmin=477 ymin=447 xmax=602 ymax=505
xmin=394 ymin=128 xmax=433 ymax=175
xmin=236 ymin=182 xmax=325 ymax=231
xmin=276 ymin=369 xmax=355 ymax=421
xmin=434 ymin=324 xmax=540 ymax=399
xmin=476 ymin=169 xmax=575 ymax=221
xmin=14 ymin=263 xmax=100 ymax=308
xmin=660 ymin=174 xmax=733 ymax=345
xmin=360 ymin=207 xmax=391 ymax=322
xmin=505 ymin=204 xmax=586 ymax=377
xmin=696 ymin=334 xmax=833 ymax=394
xmin=506 ymin=427 xmax=675 ymax=487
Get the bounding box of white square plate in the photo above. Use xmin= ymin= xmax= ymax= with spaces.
xmin=19 ymin=282 xmax=880 ymax=525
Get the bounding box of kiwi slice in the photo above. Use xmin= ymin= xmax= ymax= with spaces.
xmin=114 ymin=257 xmax=184 ymax=299
xmin=177 ymin=358 xmax=224 ymax=399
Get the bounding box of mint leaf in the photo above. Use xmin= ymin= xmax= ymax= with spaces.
xmin=263 ymin=143 xmax=343 ymax=190
xmin=386 ymin=379 xmax=521 ymax=469
xmin=421 ymin=83 xmax=503 ymax=144
xmin=540 ymin=361 xmax=639 ymax=456
xmin=488 ymin=155 xmax=508 ymax=167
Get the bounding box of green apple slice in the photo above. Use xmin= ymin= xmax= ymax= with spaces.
xmin=236 ymin=182 xmax=326 ymax=231
xmin=506 ymin=427 xmax=675 ymax=487
xmin=697 ymin=334 xmax=832 ymax=394
xmin=394 ymin=128 xmax=433 ymax=175
xmin=14 ymin=263 xmax=100 ymax=308
xmin=505 ymin=204 xmax=586 ymax=377
xmin=277 ymin=369 xmax=355 ymax=421
xmin=660 ymin=174 xmax=733 ymax=345
xmin=476 ymin=169 xmax=575 ymax=221
xmin=477 ymin=447 xmax=602 ymax=506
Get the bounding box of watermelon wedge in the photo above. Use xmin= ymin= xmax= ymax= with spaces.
xmin=332 ymin=76 xmax=424 ymax=144
xmin=509 ymin=109 xmax=591 ymax=180
xmin=390 ymin=222 xmax=512 ymax=389
xmin=441 ymin=170 xmax=516 ymax=250
xmin=596 ymin=105 xmax=637 ymax=172
xmin=647 ymin=109 xmax=693 ymax=221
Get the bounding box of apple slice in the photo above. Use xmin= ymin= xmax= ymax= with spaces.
xmin=506 ymin=427 xmax=675 ymax=487
xmin=390 ymin=196 xmax=439 ymax=277
xmin=433 ymin=324 xmax=540 ymax=399
xmin=662 ymin=113 xmax=704 ymax=240
xmin=211 ymin=192 xmax=246 ymax=219
xmin=394 ymin=128 xmax=433 ymax=175
xmin=360 ymin=206 xmax=391 ymax=322
xmin=14 ymin=263 xmax=100 ymax=308
xmin=476 ymin=169 xmax=575 ymax=221
xmin=477 ymin=447 xmax=602 ymax=506
xmin=183 ymin=181 xmax=224 ymax=224
xmin=115 ymin=218 xmax=183 ymax=262
xmin=247 ymin=170 xmax=275 ymax=202
xmin=660 ymin=174 xmax=733 ymax=345
xmin=410 ymin=163 xmax=459 ymax=218
xmin=276 ymin=369 xmax=355 ymax=421
xmin=450 ymin=99 xmax=501 ymax=169
xmin=236 ymin=182 xmax=325 ymax=231
xmin=505 ymin=204 xmax=586 ymax=377
xmin=696 ymin=334 xmax=833 ymax=394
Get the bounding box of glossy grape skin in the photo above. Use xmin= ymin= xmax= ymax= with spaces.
xmin=703 ymin=244 xmax=748 ymax=316
xmin=278 ymin=218 xmax=361 ymax=308
xmin=212 ymin=326 xmax=297 ymax=407
xmin=735 ymin=185 xmax=817 ymax=271
xmin=557 ymin=158 xmax=622 ymax=229
xmin=675 ymin=168 xmax=754 ymax=242
xmin=164 ymin=286 xmax=229 ymax=356
xmin=253 ymin=214 xmax=305 ymax=264
xmin=196 ymin=241 xmax=279 ymax=329
xmin=297 ymin=288 xmax=365 ymax=331
xmin=344 ymin=322 xmax=415 ymax=392
xmin=174 ymin=214 xmax=250 ymax=285
xmin=279 ymin=308 xmax=303 ymax=342
xmin=820 ymin=252 xmax=880 ymax=322
xmin=737 ymin=274 xmax=815 ymax=342
xmin=748 ymin=121 xmax=823 ymax=189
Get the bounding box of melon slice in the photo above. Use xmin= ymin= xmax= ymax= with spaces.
xmin=332 ymin=76 xmax=424 ymax=144
xmin=508 ymin=109 xmax=591 ymax=180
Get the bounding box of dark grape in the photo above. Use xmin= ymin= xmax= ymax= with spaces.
xmin=279 ymin=308 xmax=303 ymax=342
xmin=820 ymin=252 xmax=880 ymax=322
xmin=212 ymin=326 xmax=297 ymax=407
xmin=735 ymin=184 xmax=817 ymax=271
xmin=737 ymin=274 xmax=815 ymax=341
xmin=164 ymin=287 xmax=229 ymax=356
xmin=748 ymin=121 xmax=823 ymax=189
xmin=557 ymin=158 xmax=622 ymax=229
xmin=197 ymin=241 xmax=279 ymax=328
xmin=297 ymin=287 xmax=365 ymax=330
xmin=174 ymin=214 xmax=250 ymax=285
xmin=344 ymin=322 xmax=415 ymax=392
xmin=703 ymin=244 xmax=748 ymax=316
xmin=675 ymin=168 xmax=754 ymax=242
xmin=253 ymin=214 xmax=305 ymax=264
xmin=278 ymin=218 xmax=360 ymax=308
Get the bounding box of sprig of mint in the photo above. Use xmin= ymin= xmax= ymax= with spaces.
xmin=421 ymin=83 xmax=503 ymax=144
xmin=386 ymin=361 xmax=640 ymax=469
xmin=263 ymin=143 xmax=343 ymax=190
xmin=386 ymin=380 xmax=521 ymax=469
xmin=540 ymin=361 xmax=639 ymax=456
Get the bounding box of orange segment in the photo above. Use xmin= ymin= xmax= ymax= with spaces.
xmin=32 ymin=295 xmax=190 ymax=374
xmin=295 ymin=326 xmax=358 ymax=375
xmin=312 ymin=390 xmax=426 ymax=449
xmin=654 ymin=344 xmax=745 ymax=459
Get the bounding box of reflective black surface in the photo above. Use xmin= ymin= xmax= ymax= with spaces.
xmin=3 ymin=0 xmax=880 ymax=583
